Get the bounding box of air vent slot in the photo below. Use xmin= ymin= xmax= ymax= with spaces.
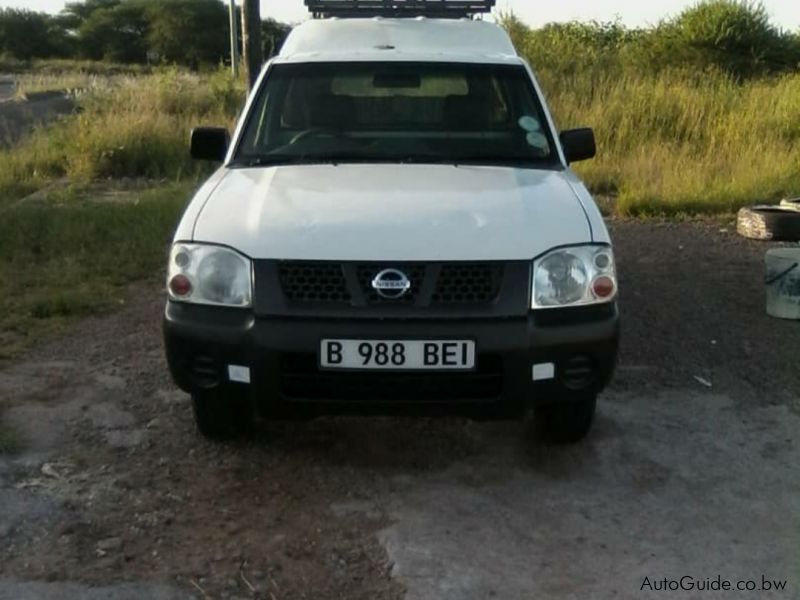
xmin=190 ymin=355 xmax=221 ymax=388
xmin=560 ymin=355 xmax=596 ymax=391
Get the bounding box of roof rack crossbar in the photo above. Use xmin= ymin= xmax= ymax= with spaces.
xmin=305 ymin=0 xmax=496 ymax=19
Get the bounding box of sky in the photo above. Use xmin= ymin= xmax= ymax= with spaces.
xmin=1 ymin=0 xmax=799 ymax=30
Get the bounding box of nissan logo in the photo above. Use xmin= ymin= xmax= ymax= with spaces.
xmin=371 ymin=269 xmax=411 ymax=299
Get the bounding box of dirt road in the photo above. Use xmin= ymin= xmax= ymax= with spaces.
xmin=1 ymin=221 xmax=798 ymax=599
xmin=0 ymin=77 xmax=73 ymax=147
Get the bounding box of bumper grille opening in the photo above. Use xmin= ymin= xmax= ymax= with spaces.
xmin=189 ymin=355 xmax=222 ymax=388
xmin=279 ymin=354 xmax=504 ymax=401
xmin=560 ymin=355 xmax=596 ymax=391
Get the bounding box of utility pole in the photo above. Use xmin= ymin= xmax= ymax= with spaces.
xmin=228 ymin=0 xmax=239 ymax=78
xmin=241 ymin=0 xmax=263 ymax=90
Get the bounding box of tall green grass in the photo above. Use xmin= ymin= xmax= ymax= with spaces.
xmin=503 ymin=9 xmax=800 ymax=216
xmin=3 ymin=46 xmax=799 ymax=217
xmin=0 ymin=66 xmax=244 ymax=356
xmin=0 ymin=67 xmax=243 ymax=207
xmin=540 ymin=68 xmax=800 ymax=215
xmin=0 ymin=183 xmax=191 ymax=358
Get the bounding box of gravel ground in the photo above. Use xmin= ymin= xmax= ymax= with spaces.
xmin=0 ymin=220 xmax=798 ymax=599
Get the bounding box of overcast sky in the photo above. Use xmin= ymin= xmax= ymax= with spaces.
xmin=2 ymin=0 xmax=799 ymax=29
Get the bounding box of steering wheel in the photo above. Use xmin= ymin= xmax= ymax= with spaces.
xmin=289 ymin=127 xmax=351 ymax=145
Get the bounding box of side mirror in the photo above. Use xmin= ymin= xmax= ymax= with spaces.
xmin=190 ymin=127 xmax=230 ymax=162
xmin=560 ymin=128 xmax=596 ymax=164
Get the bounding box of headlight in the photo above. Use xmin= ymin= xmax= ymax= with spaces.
xmin=532 ymin=245 xmax=617 ymax=309
xmin=167 ymin=244 xmax=252 ymax=307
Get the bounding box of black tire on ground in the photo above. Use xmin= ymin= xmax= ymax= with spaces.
xmin=737 ymin=206 xmax=800 ymax=241
xmin=192 ymin=388 xmax=254 ymax=440
xmin=533 ymin=395 xmax=597 ymax=444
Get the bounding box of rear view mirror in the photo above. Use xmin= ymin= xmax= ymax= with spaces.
xmin=191 ymin=127 xmax=230 ymax=162
xmin=560 ymin=128 xmax=596 ymax=164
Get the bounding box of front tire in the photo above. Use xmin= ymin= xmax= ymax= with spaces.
xmin=192 ymin=387 xmax=253 ymax=440
xmin=534 ymin=395 xmax=597 ymax=444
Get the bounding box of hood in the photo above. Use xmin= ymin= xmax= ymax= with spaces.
xmin=192 ymin=164 xmax=591 ymax=261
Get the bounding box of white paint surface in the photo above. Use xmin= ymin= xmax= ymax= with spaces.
xmin=280 ymin=19 xmax=517 ymax=63
xmin=188 ymin=164 xmax=599 ymax=261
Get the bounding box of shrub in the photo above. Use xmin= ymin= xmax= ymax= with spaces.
xmin=664 ymin=1 xmax=798 ymax=77
xmin=0 ymin=67 xmax=244 ymax=203
xmin=504 ymin=1 xmax=799 ymax=80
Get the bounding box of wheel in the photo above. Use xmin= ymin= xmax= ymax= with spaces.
xmin=533 ymin=395 xmax=597 ymax=444
xmin=191 ymin=387 xmax=253 ymax=440
xmin=737 ymin=206 xmax=800 ymax=241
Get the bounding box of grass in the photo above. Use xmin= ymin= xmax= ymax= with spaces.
xmin=0 ymin=182 xmax=192 ymax=359
xmin=2 ymin=54 xmax=798 ymax=218
xmin=2 ymin=58 xmax=153 ymax=97
xmin=0 ymin=64 xmax=244 ymax=358
xmin=0 ymin=57 xmax=153 ymax=77
xmin=503 ymin=10 xmax=800 ymax=216
xmin=540 ymin=68 xmax=800 ymax=216
xmin=14 ymin=72 xmax=105 ymax=97
xmin=0 ymin=67 xmax=243 ymax=209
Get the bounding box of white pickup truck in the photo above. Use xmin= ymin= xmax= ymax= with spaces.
xmin=163 ymin=0 xmax=619 ymax=443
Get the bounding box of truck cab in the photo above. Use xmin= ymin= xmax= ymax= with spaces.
xmin=164 ymin=0 xmax=619 ymax=443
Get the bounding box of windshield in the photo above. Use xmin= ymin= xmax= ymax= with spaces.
xmin=234 ymin=62 xmax=558 ymax=168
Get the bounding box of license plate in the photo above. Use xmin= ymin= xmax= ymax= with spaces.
xmin=320 ymin=339 xmax=476 ymax=370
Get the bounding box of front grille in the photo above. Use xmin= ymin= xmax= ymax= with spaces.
xmin=279 ymin=354 xmax=504 ymax=401
xmin=277 ymin=261 xmax=504 ymax=307
xmin=279 ymin=262 xmax=351 ymax=303
xmin=433 ymin=264 xmax=503 ymax=304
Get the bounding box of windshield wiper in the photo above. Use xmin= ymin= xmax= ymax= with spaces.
xmin=230 ymin=155 xmax=315 ymax=167
xmin=450 ymin=155 xmax=547 ymax=165
xmin=231 ymin=152 xmax=449 ymax=167
xmin=231 ymin=153 xmax=540 ymax=168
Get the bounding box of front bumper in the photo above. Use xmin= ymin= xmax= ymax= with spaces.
xmin=164 ymin=302 xmax=620 ymax=420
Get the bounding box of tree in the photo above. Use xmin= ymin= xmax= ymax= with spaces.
xmin=146 ymin=0 xmax=229 ymax=68
xmin=0 ymin=0 xmax=292 ymax=68
xmin=668 ymin=0 xmax=796 ymax=77
xmin=262 ymin=18 xmax=291 ymax=58
xmin=0 ymin=9 xmax=68 ymax=59
xmin=60 ymin=0 xmax=121 ymax=31
xmin=77 ymin=2 xmax=149 ymax=63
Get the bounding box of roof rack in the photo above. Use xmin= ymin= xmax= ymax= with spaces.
xmin=305 ymin=0 xmax=496 ymax=19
